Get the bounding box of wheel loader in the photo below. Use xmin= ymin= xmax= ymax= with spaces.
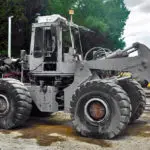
xmin=0 ymin=14 xmax=150 ymax=139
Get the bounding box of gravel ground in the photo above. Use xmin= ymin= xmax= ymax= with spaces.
xmin=0 ymin=96 xmax=150 ymax=150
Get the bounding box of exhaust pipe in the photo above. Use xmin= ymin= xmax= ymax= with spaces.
xmin=8 ymin=16 xmax=13 ymax=58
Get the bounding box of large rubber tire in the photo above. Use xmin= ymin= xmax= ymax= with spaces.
xmin=0 ymin=78 xmax=32 ymax=129
xmin=118 ymin=79 xmax=146 ymax=123
xmin=70 ymin=80 xmax=131 ymax=139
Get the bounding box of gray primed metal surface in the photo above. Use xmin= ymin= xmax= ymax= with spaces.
xmin=27 ymin=85 xmax=58 ymax=112
xmin=29 ymin=19 xmax=76 ymax=75
xmin=85 ymin=43 xmax=150 ymax=82
xmin=27 ymin=15 xmax=150 ymax=113
xmin=64 ymin=62 xmax=93 ymax=112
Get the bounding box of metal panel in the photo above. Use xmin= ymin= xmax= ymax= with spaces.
xmin=86 ymin=43 xmax=150 ymax=82
xmin=64 ymin=62 xmax=92 ymax=112
xmin=27 ymin=85 xmax=58 ymax=112
xmin=29 ymin=27 xmax=44 ymax=71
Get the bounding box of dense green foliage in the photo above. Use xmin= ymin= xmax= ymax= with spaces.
xmin=0 ymin=0 xmax=129 ymax=55
xmin=47 ymin=0 xmax=130 ymax=50
xmin=0 ymin=0 xmax=25 ymax=54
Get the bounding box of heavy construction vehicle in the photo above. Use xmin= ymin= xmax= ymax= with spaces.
xmin=0 ymin=15 xmax=149 ymax=139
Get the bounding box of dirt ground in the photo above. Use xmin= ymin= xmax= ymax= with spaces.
xmin=0 ymin=94 xmax=150 ymax=150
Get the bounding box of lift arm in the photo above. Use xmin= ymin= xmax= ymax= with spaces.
xmin=85 ymin=43 xmax=150 ymax=82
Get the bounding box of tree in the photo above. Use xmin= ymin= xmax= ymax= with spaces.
xmin=0 ymin=1 xmax=10 ymax=53
xmin=47 ymin=0 xmax=130 ymax=50
xmin=0 ymin=0 xmax=47 ymax=55
xmin=103 ymin=0 xmax=130 ymax=49
xmin=0 ymin=0 xmax=25 ymax=55
xmin=0 ymin=0 xmax=129 ymax=56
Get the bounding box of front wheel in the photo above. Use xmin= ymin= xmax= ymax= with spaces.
xmin=70 ymin=80 xmax=131 ymax=139
xmin=0 ymin=78 xmax=32 ymax=129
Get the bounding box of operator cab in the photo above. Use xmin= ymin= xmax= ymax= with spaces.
xmin=29 ymin=15 xmax=82 ymax=76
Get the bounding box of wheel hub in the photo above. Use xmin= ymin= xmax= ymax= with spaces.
xmin=0 ymin=94 xmax=9 ymax=116
xmin=84 ymin=98 xmax=110 ymax=124
xmin=89 ymin=102 xmax=105 ymax=120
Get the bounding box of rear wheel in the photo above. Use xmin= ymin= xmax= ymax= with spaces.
xmin=0 ymin=78 xmax=32 ymax=129
xmin=118 ymin=79 xmax=146 ymax=123
xmin=70 ymin=80 xmax=131 ymax=139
